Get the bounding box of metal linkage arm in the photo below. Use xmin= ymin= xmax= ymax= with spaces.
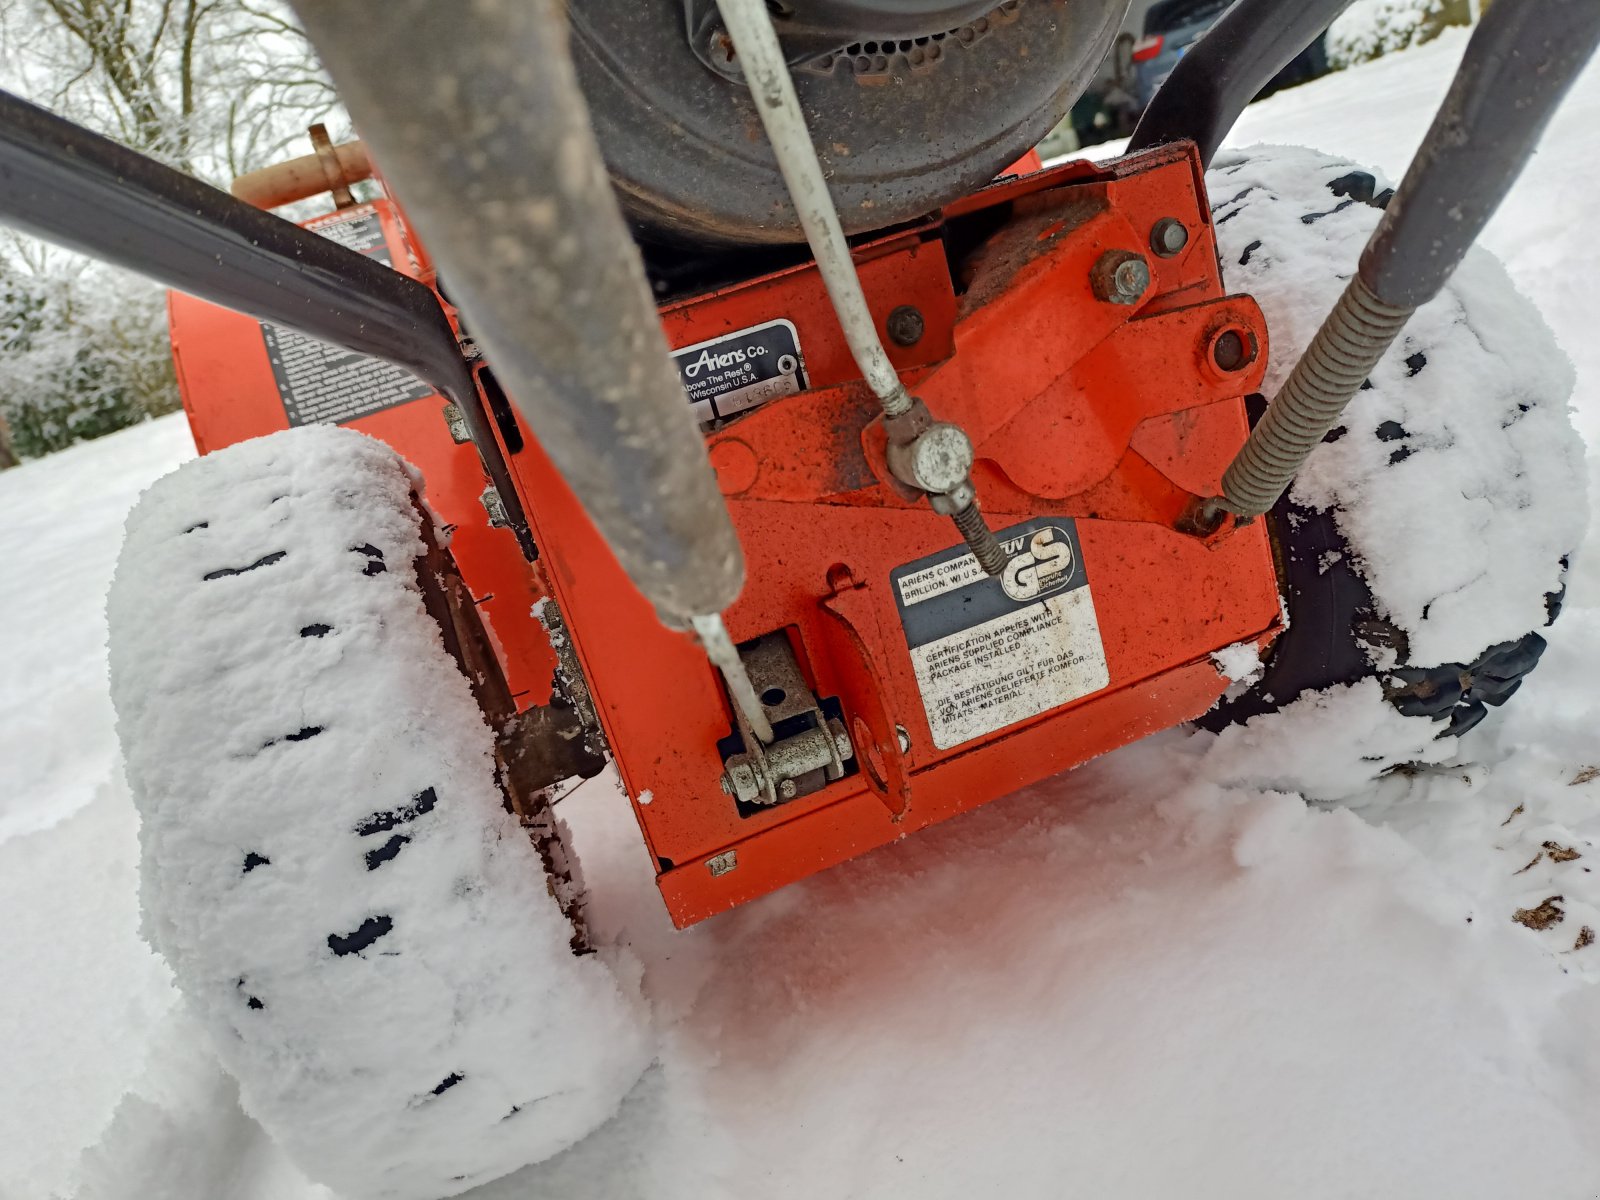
xmin=714 ymin=0 xmax=1009 ymax=577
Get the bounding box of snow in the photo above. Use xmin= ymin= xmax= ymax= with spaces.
xmin=0 ymin=414 xmax=194 ymax=843
xmin=6 ymin=29 xmax=1600 ymax=1200
xmin=1210 ymin=640 xmax=1263 ymax=685
xmin=1207 ymin=678 xmax=1458 ymax=802
xmin=1327 ymin=0 xmax=1452 ymax=68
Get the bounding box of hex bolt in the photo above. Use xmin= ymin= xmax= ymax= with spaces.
xmin=886 ymin=305 xmax=925 ymax=347
xmin=1150 ymin=217 xmax=1189 ymax=258
xmin=778 ymin=778 xmax=797 ymax=799
xmin=1091 ymin=250 xmax=1151 ymax=305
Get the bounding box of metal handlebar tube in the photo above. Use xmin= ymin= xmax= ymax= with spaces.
xmin=1217 ymin=0 xmax=1600 ymax=520
xmin=1128 ymin=0 xmax=1356 ymax=170
xmin=712 ymin=0 xmax=1008 ymax=577
xmin=0 ymin=89 xmax=537 ymax=555
xmin=1360 ymin=0 xmax=1600 ymax=309
xmin=290 ymin=0 xmax=745 ymax=630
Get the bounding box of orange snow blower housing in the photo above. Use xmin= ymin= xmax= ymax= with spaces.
xmin=171 ymin=139 xmax=1282 ymax=927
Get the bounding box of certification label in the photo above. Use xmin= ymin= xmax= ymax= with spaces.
xmin=891 ymin=518 xmax=1111 ymax=750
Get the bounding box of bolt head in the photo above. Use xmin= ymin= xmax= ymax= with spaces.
xmin=1150 ymin=217 xmax=1189 ymax=257
xmin=886 ymin=305 xmax=925 ymax=346
xmin=1091 ymin=249 xmax=1151 ymax=305
xmin=1114 ymin=259 xmax=1150 ymax=298
xmin=704 ymin=28 xmax=743 ymax=78
xmin=778 ymin=779 xmax=797 ymax=799
xmin=1210 ymin=327 xmax=1257 ymax=372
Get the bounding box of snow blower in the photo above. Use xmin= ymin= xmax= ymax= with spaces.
xmin=0 ymin=0 xmax=1595 ymax=1196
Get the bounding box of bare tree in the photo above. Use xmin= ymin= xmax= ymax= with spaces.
xmin=1 ymin=0 xmax=345 ymax=182
xmin=0 ymin=1 xmax=347 ymax=460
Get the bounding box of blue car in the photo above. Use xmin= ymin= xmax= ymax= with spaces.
xmin=1133 ymin=0 xmax=1331 ymax=110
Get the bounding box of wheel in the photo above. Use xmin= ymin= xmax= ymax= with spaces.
xmin=107 ymin=425 xmax=651 ymax=1200
xmin=1198 ymin=145 xmax=1587 ymax=798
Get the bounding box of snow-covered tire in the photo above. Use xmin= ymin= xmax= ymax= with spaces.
xmin=107 ymin=426 xmax=651 ymax=1200
xmin=1199 ymin=145 xmax=1586 ymax=797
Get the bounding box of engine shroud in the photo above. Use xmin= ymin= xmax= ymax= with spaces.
xmin=571 ymin=0 xmax=1130 ymax=245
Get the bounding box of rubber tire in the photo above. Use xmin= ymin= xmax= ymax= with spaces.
xmin=1197 ymin=147 xmax=1583 ymax=790
xmin=107 ymin=426 xmax=649 ymax=1200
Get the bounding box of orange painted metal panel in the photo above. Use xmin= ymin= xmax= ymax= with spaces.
xmin=170 ymin=147 xmax=1284 ymax=928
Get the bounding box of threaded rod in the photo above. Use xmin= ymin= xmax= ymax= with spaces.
xmin=951 ymin=499 xmax=1008 ymax=577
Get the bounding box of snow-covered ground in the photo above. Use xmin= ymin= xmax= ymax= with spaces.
xmin=7 ymin=30 xmax=1600 ymax=1200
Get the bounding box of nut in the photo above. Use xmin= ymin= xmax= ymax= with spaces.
xmin=1091 ymin=249 xmax=1151 ymax=305
xmin=829 ymin=717 xmax=854 ymax=761
xmin=927 ymin=479 xmax=976 ymax=516
xmin=719 ymin=758 xmax=763 ymax=803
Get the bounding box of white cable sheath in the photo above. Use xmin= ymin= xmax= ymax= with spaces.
xmin=695 ymin=0 xmax=930 ymax=743
xmin=713 ymin=0 xmax=912 ymax=417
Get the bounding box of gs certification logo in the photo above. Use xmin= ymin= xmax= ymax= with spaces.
xmin=1000 ymin=526 xmax=1076 ymax=602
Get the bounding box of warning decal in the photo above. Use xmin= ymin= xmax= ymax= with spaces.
xmin=672 ymin=318 xmax=806 ymax=423
xmin=263 ymin=206 xmax=435 ymax=428
xmin=892 ymin=518 xmax=1110 ymax=751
